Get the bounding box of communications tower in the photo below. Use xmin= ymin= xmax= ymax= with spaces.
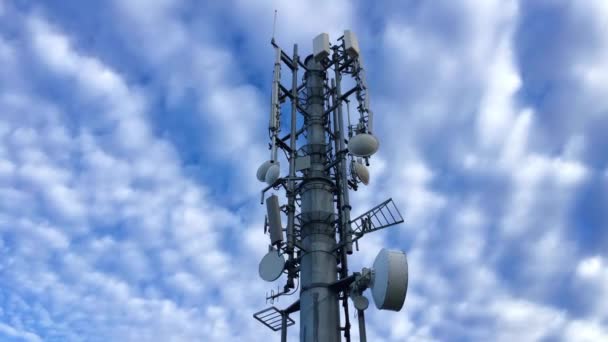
xmin=254 ymin=30 xmax=409 ymax=342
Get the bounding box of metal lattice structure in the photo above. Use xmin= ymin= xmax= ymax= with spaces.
xmin=351 ymin=198 xmax=404 ymax=237
xmin=254 ymin=29 xmax=407 ymax=342
xmin=254 ymin=307 xmax=296 ymax=332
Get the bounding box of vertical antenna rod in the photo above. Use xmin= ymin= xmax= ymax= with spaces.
xmin=285 ymin=44 xmax=298 ymax=291
xmin=331 ymin=78 xmax=352 ymax=341
xmin=332 ymin=45 xmax=353 ymax=255
xmin=272 ymin=10 xmax=278 ymax=43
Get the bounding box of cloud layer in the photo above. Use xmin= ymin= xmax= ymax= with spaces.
xmin=0 ymin=0 xmax=606 ymax=341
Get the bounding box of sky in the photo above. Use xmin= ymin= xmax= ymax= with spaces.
xmin=0 ymin=0 xmax=607 ymax=341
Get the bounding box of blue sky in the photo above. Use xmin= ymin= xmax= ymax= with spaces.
xmin=0 ymin=0 xmax=607 ymax=341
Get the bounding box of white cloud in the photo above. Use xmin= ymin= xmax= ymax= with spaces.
xmin=0 ymin=36 xmax=14 ymax=65
xmin=234 ymin=0 xmax=353 ymax=47
xmin=109 ymin=0 xmax=274 ymax=200
xmin=569 ymin=1 xmax=608 ymax=113
xmin=577 ymin=256 xmax=603 ymax=279
xmin=0 ymin=322 xmax=42 ymax=342
xmin=449 ymin=205 xmax=486 ymax=265
xmin=365 ymin=1 xmax=601 ymax=340
xmin=0 ymin=1 xmax=605 ymax=341
xmin=477 ymin=34 xmax=522 ymax=149
xmin=112 ymin=0 xmax=187 ymax=64
xmin=563 ymin=319 xmax=608 ymax=342
xmin=499 ymin=109 xmax=533 ymax=166
xmin=575 ymin=256 xmax=608 ymax=320
xmin=393 ymin=157 xmax=446 ymax=231
xmin=490 ymin=298 xmax=566 ymax=342
xmin=501 ymin=154 xmax=588 ymax=237
xmin=169 ymin=271 xmax=204 ymax=296
xmin=0 ymin=13 xmax=266 ymax=341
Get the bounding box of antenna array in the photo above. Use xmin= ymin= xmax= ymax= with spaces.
xmin=254 ymin=30 xmax=408 ymax=342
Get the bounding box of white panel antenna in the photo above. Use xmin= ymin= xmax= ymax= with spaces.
xmin=265 ymin=194 xmax=284 ymax=245
xmin=313 ymin=33 xmax=330 ymax=62
xmin=344 ymin=30 xmax=360 ymax=58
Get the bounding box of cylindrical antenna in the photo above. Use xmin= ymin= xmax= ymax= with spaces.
xmin=346 ymin=99 xmax=353 ymax=137
xmin=266 ymin=194 xmax=284 ymax=246
xmin=270 ymin=48 xmax=281 ymax=130
xmin=353 ymin=56 xmax=374 ymax=134
xmin=332 ymin=55 xmax=354 ymax=254
xmin=359 ymin=56 xmax=373 ymax=133
xmin=272 ymin=10 xmax=278 ymax=43
xmin=269 ymin=46 xmax=281 ymax=161
xmin=286 ymin=44 xmax=298 ymax=256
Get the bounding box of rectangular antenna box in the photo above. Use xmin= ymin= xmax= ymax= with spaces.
xmin=344 ymin=30 xmax=360 ymax=58
xmin=313 ymin=33 xmax=330 ymax=62
xmin=266 ymin=194 xmax=284 ymax=245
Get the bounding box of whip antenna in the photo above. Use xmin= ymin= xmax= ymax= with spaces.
xmin=271 ymin=10 xmax=278 ymax=43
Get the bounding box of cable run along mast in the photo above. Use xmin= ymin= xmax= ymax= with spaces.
xmin=254 ymin=30 xmax=409 ymax=342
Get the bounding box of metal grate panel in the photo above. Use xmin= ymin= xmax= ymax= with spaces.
xmin=350 ymin=198 xmax=404 ymax=235
xmin=253 ymin=306 xmax=295 ymax=332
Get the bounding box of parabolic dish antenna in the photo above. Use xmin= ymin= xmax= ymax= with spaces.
xmin=259 ymin=249 xmax=285 ymax=282
xmin=257 ymin=160 xmax=273 ymax=182
xmin=348 ymin=133 xmax=379 ymax=157
xmin=371 ymin=248 xmax=408 ymax=311
xmin=265 ymin=162 xmax=281 ymax=185
xmin=352 ymin=295 xmax=369 ymax=311
xmin=353 ymin=161 xmax=370 ymax=185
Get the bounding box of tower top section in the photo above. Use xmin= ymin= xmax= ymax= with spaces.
xmin=253 ymin=30 xmax=408 ymax=342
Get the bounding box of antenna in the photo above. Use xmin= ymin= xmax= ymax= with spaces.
xmin=271 ymin=10 xmax=278 ymax=43
xmin=254 ymin=30 xmax=408 ymax=342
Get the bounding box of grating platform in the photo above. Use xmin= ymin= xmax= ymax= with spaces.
xmin=253 ymin=306 xmax=295 ymax=332
xmin=350 ymin=198 xmax=404 ymax=235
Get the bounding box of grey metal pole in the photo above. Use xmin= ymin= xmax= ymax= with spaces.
xmin=286 ymin=44 xmax=299 ymax=290
xmin=332 ymin=49 xmax=353 ymax=255
xmin=331 ymin=78 xmax=352 ymax=342
xmin=299 ymin=56 xmax=340 ymax=342
xmin=281 ymin=313 xmax=288 ymax=342
xmin=357 ymin=310 xmax=367 ymax=342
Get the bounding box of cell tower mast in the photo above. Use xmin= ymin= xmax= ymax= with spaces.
xmin=254 ymin=31 xmax=408 ymax=342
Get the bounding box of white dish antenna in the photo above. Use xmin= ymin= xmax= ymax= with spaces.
xmin=353 ymin=161 xmax=370 ymax=185
xmin=371 ymin=248 xmax=408 ymax=311
xmin=257 ymin=160 xmax=273 ymax=182
xmin=265 ymin=162 xmax=281 ymax=184
xmin=352 ymin=295 xmax=369 ymax=311
xmin=259 ymin=249 xmax=285 ymax=282
xmin=348 ymin=133 xmax=379 ymax=157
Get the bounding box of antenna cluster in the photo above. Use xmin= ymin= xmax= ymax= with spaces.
xmin=254 ymin=30 xmax=408 ymax=342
